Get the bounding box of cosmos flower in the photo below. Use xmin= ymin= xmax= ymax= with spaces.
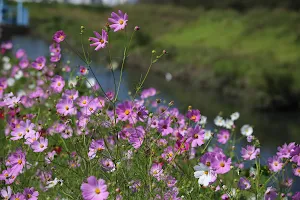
xmin=277 ymin=142 xmax=296 ymax=159
xmin=88 ymin=139 xmax=105 ymax=159
xmin=50 ymin=75 xmax=65 ymax=93
xmin=81 ymin=176 xmax=109 ymax=200
xmin=31 ymin=56 xmax=46 ymax=70
xmin=217 ymin=130 xmax=230 ymax=144
xmin=194 ymin=163 xmax=216 ymax=186
xmin=53 ymin=30 xmax=66 ymax=43
xmin=268 ymin=156 xmax=283 ymax=172
xmin=238 ymin=177 xmax=251 ymax=190
xmin=0 ymin=186 xmax=12 ymax=200
xmin=241 ymin=145 xmax=260 ymax=160
xmin=56 ymin=98 xmax=76 ymax=116
xmin=264 ymin=187 xmax=278 ymax=200
xmin=31 ymin=137 xmax=48 ymax=152
xmin=89 ymin=30 xmax=108 ymax=51
xmin=186 ymin=109 xmax=201 ymax=122
xmin=241 ymin=125 xmax=253 ymax=137
xmin=108 ymin=10 xmax=128 ymax=32
xmin=23 ymin=187 xmax=39 ymax=200
xmin=150 ymin=163 xmax=164 ymax=181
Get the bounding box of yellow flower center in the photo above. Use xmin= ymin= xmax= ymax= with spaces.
xmin=27 ymin=194 xmax=32 ymax=198
xmin=220 ymin=162 xmax=225 ymax=167
xmin=204 ymin=171 xmax=209 ymax=175
xmin=18 ymin=159 xmax=22 ymax=165
xmin=95 ymin=188 xmax=101 ymax=194
xmin=191 ymin=115 xmax=196 ymax=121
xmin=83 ymin=100 xmax=87 ymax=105
xmin=119 ymin=20 xmax=124 ymax=25
xmin=124 ymin=109 xmax=130 ymax=115
xmin=65 ymin=106 xmax=69 ymax=111
xmin=206 ymin=162 xmax=211 ymax=167
xmin=100 ymin=39 xmax=104 ymax=44
xmin=194 ymin=134 xmax=199 ymax=139
xmin=40 ymin=144 xmax=44 ymax=148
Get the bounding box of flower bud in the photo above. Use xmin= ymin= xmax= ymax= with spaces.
xmin=134 ymin=26 xmax=140 ymax=31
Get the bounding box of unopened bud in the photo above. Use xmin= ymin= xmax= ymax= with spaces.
xmin=168 ymin=101 xmax=174 ymax=106
xmin=152 ymin=50 xmax=156 ymax=54
xmin=134 ymin=26 xmax=140 ymax=31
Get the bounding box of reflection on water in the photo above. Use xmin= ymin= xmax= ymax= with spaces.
xmin=12 ymin=36 xmax=300 ymax=156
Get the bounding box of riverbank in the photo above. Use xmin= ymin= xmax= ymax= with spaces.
xmin=25 ymin=3 xmax=300 ymax=110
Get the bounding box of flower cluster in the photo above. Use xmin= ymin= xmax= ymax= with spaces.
xmin=0 ymin=10 xmax=299 ymax=200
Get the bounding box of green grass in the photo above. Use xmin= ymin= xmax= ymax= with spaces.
xmin=24 ymin=3 xmax=300 ymax=109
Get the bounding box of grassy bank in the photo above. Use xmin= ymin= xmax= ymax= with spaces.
xmin=25 ymin=3 xmax=300 ymax=109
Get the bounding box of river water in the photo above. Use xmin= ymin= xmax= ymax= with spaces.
xmin=11 ymin=35 xmax=300 ymax=160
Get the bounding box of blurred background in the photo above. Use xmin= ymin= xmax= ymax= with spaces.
xmin=1 ymin=0 xmax=300 ymax=155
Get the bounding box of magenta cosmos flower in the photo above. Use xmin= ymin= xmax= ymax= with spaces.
xmin=277 ymin=142 xmax=296 ymax=159
xmin=81 ymin=176 xmax=109 ymax=200
xmin=186 ymin=109 xmax=201 ymax=122
xmin=238 ymin=177 xmax=251 ymax=190
xmin=108 ymin=10 xmax=128 ymax=32
xmin=268 ymin=156 xmax=283 ymax=172
xmin=241 ymin=145 xmax=260 ymax=160
xmin=217 ymin=130 xmax=230 ymax=144
xmin=51 ymin=75 xmax=65 ymax=93
xmin=31 ymin=137 xmax=48 ymax=152
xmin=23 ymin=187 xmax=39 ymax=200
xmin=53 ymin=30 xmax=66 ymax=43
xmin=89 ymin=30 xmax=108 ymax=51
xmin=56 ymin=98 xmax=76 ymax=116
xmin=31 ymin=56 xmax=46 ymax=70
xmin=264 ymin=187 xmax=278 ymax=200
xmin=187 ymin=126 xmax=205 ymax=148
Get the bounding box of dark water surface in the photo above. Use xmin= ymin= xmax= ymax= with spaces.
xmin=11 ymin=36 xmax=300 ymax=159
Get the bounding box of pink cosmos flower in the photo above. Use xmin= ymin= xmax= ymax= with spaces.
xmin=268 ymin=156 xmax=283 ymax=172
xmin=16 ymin=49 xmax=26 ymax=59
xmin=56 ymin=98 xmax=76 ymax=116
xmin=162 ymin=146 xmax=175 ymax=162
xmin=0 ymin=186 xmax=12 ymax=199
xmin=51 ymin=75 xmax=65 ymax=93
xmin=108 ymin=10 xmax=128 ymax=32
xmin=291 ymin=146 xmax=300 ymax=166
xmin=141 ymin=88 xmax=156 ymax=99
xmin=23 ymin=187 xmax=39 ymax=200
xmin=241 ymin=145 xmax=260 ymax=160
xmin=100 ymin=159 xmax=115 ymax=172
xmin=277 ymin=142 xmax=296 ymax=159
xmin=186 ymin=109 xmax=201 ymax=122
xmin=158 ymin=118 xmax=173 ymax=136
xmin=88 ymin=139 xmax=105 ymax=159
xmin=32 ymin=56 xmax=46 ymax=70
xmin=19 ymin=58 xmax=29 ymax=69
xmin=217 ymin=130 xmax=230 ymax=144
xmin=89 ymin=30 xmax=108 ymax=51
xmin=264 ymin=187 xmax=278 ymax=200
xmin=128 ymin=126 xmax=145 ymax=149
xmin=212 ymin=156 xmax=231 ymax=174
xmin=62 ymin=89 xmax=79 ymax=101
xmin=187 ymin=126 xmax=205 ymax=148
xmin=293 ymin=167 xmax=300 ymax=177
xmin=10 ymin=193 xmax=25 ymax=200
xmin=238 ymin=177 xmax=251 ymax=190
xmin=53 ymin=30 xmax=66 ymax=43
xmin=31 ymin=137 xmax=48 ymax=152
xmin=116 ymin=101 xmax=137 ymax=124
xmin=81 ymin=176 xmax=109 ymax=200
xmin=150 ymin=163 xmax=164 ymax=181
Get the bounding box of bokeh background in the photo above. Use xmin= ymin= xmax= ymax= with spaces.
xmin=1 ymin=0 xmax=300 ymax=157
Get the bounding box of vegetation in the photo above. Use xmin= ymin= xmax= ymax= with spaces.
xmin=25 ymin=3 xmax=300 ymax=109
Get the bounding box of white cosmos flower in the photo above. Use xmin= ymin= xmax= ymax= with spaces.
xmin=204 ymin=130 xmax=213 ymax=140
xmin=7 ymin=78 xmax=15 ymax=87
xmin=68 ymin=78 xmax=77 ymax=88
xmin=2 ymin=56 xmax=10 ymax=63
xmin=224 ymin=119 xmax=234 ymax=129
xmin=17 ymin=90 xmax=26 ymax=97
xmin=45 ymin=178 xmax=63 ymax=189
xmin=231 ymin=112 xmax=240 ymax=121
xmin=194 ymin=163 xmax=214 ymax=186
xmin=0 ymin=186 xmax=12 ymax=199
xmin=3 ymin=63 xmax=12 ymax=70
xmin=241 ymin=125 xmax=253 ymax=136
xmin=15 ymin=70 xmax=23 ymax=80
xmin=199 ymin=115 xmax=207 ymax=125
xmin=86 ymin=77 xmax=96 ymax=88
xmin=214 ymin=116 xmax=225 ymax=127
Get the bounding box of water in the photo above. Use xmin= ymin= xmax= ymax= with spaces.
xmin=11 ymin=36 xmax=300 ymax=155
